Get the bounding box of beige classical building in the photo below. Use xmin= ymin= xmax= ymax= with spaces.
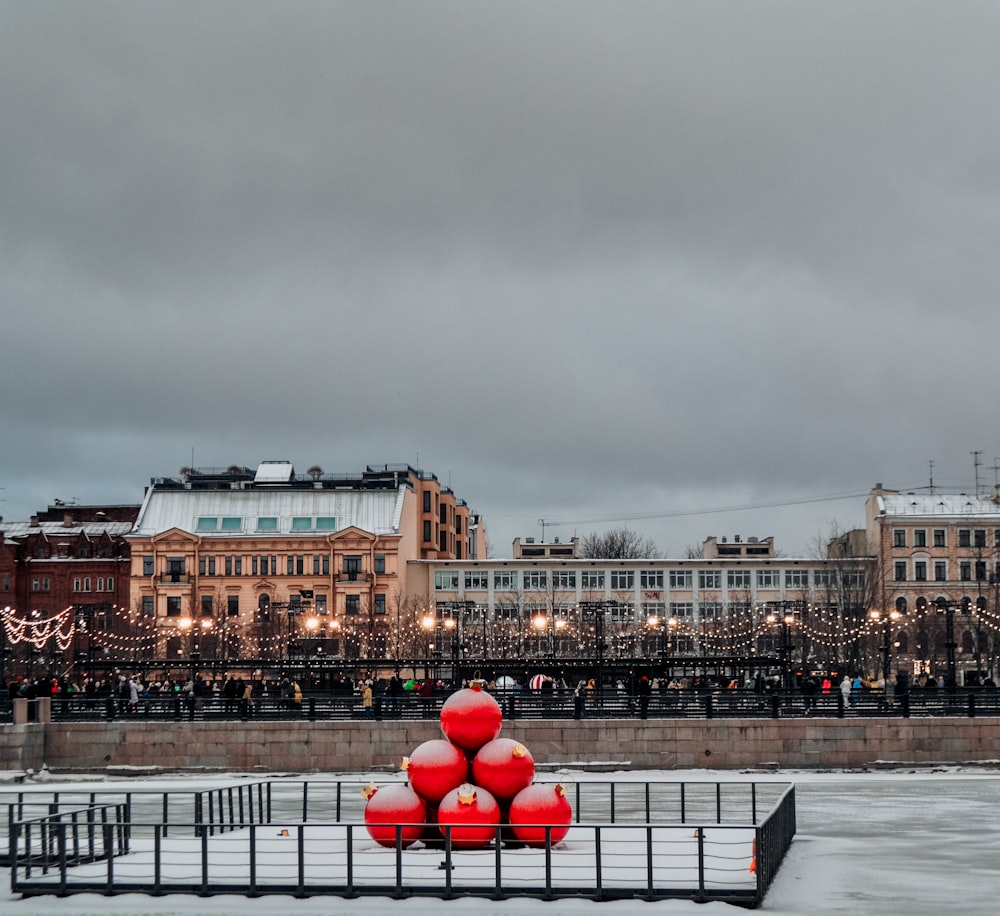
xmin=126 ymin=461 xmax=484 ymax=660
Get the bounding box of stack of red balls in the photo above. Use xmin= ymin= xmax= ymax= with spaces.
xmin=363 ymin=682 xmax=572 ymax=850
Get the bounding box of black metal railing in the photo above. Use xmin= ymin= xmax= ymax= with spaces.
xmin=33 ymin=686 xmax=1000 ymax=722
xmin=9 ymin=779 xmax=794 ymax=907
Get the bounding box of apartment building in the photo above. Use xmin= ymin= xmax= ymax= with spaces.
xmin=126 ymin=461 xmax=484 ymax=659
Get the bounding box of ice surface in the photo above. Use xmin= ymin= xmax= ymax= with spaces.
xmin=2 ymin=766 xmax=999 ymax=915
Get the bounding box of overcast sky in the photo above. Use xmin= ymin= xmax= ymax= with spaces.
xmin=2 ymin=1 xmax=999 ymax=558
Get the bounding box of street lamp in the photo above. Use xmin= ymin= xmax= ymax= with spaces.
xmin=935 ymin=596 xmax=957 ymax=688
xmin=766 ymin=609 xmax=796 ymax=690
xmin=646 ymin=615 xmax=678 ymax=670
xmin=869 ymin=608 xmax=902 ymax=688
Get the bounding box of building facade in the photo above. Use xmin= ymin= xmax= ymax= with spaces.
xmin=866 ymin=485 xmax=1000 ymax=683
xmin=125 ymin=462 xmax=484 ymax=663
xmin=0 ymin=504 xmax=138 ymax=677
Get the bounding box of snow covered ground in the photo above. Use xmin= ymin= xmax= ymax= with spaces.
xmin=2 ymin=766 xmax=999 ymax=915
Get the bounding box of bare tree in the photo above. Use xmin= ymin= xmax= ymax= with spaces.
xmin=581 ymin=527 xmax=659 ymax=559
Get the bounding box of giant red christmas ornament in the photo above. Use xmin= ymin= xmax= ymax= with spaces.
xmin=508 ymin=783 xmax=572 ymax=847
xmin=439 ymin=684 xmax=503 ymax=752
xmin=403 ymin=739 xmax=469 ymax=803
xmin=436 ymin=783 xmax=501 ymax=849
xmin=472 ymin=738 xmax=535 ymax=801
xmin=362 ymin=782 xmax=427 ymax=848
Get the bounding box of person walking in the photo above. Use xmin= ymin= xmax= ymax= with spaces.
xmin=362 ymin=680 xmax=374 ymax=718
xmin=573 ymin=680 xmax=587 ymax=720
xmin=637 ymin=675 xmax=652 ymax=719
xmin=840 ymin=674 xmax=852 ymax=712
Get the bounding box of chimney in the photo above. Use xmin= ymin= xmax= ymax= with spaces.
xmin=30 ymin=515 xmax=39 ymax=527
xmin=63 ymin=513 xmax=74 ymax=527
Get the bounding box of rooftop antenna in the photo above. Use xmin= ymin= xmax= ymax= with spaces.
xmin=539 ymin=518 xmax=547 ymax=541
xmin=928 ymin=460 xmax=935 ymax=494
xmin=972 ymin=450 xmax=982 ymax=495
xmin=993 ymin=458 xmax=1000 ymax=491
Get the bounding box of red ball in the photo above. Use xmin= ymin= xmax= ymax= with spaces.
xmin=508 ymin=783 xmax=573 ymax=847
xmin=472 ymin=739 xmax=535 ymax=801
xmin=437 ymin=783 xmax=501 ymax=849
xmin=404 ymin=739 xmax=469 ymax=804
xmin=363 ymin=783 xmax=426 ymax=849
xmin=439 ymin=685 xmax=503 ymax=752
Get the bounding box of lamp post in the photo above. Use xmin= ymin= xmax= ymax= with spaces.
xmin=766 ymin=608 xmax=796 ymax=690
xmin=421 ymin=612 xmax=436 ymax=680
xmin=580 ymin=601 xmax=617 ymax=704
xmin=646 ymin=614 xmax=678 ymax=673
xmin=178 ymin=616 xmax=213 ymax=683
xmin=935 ymin=596 xmax=957 ymax=687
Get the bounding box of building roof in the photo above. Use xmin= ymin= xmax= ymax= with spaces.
xmin=129 ymin=487 xmax=406 ymax=538
xmin=877 ymin=492 xmax=1000 ymax=520
xmin=0 ymin=520 xmax=135 ymax=540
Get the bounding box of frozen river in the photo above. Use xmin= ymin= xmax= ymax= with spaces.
xmin=2 ymin=766 xmax=999 ymax=915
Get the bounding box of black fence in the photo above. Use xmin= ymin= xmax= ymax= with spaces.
xmin=8 ymin=685 xmax=1000 ymax=723
xmin=8 ymin=778 xmax=795 ymax=907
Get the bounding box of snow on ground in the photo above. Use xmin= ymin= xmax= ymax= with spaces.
xmin=2 ymin=766 xmax=999 ymax=915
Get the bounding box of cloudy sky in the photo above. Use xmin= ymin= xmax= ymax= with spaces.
xmin=2 ymin=1 xmax=999 ymax=558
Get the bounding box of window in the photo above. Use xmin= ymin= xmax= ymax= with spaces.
xmin=166 ymin=596 xmax=182 ymax=617
xmin=914 ymin=529 xmax=927 ymax=548
xmin=669 ymin=602 xmax=694 ymax=621
xmin=221 ymin=517 xmax=242 ymax=531
xmin=208 ymin=556 xmax=216 ymax=576
xmin=316 ymin=517 xmax=337 ymax=530
xmin=226 ymin=556 xmax=233 ymax=576
xmin=83 ymin=577 xmax=91 ymax=592
xmin=698 ymin=570 xmax=720 ymax=590
xmin=974 ymin=529 xmax=987 ymax=548
xmin=756 ymin=569 xmax=780 ymax=589
xmin=343 ymin=556 xmax=361 ymax=580
xmin=423 ymin=491 xmax=432 ymax=512
xmin=915 ymin=562 xmax=927 ymax=582
xmin=143 ymin=556 xmax=154 ymax=576
xmin=701 ymin=601 xmax=724 ymax=620
xmin=975 ymin=561 xmax=987 ymax=581
xmin=313 ymin=555 xmax=321 ymax=575
xmin=287 ymin=556 xmax=295 ymax=575
xmin=196 ymin=517 xmax=218 ymax=531
xmin=494 ymin=570 xmax=518 ymax=590
xmin=894 ymin=562 xmax=907 ymax=582
xmin=785 ymin=569 xmax=808 ymax=589
xmin=96 ymin=577 xmax=104 ymax=592
xmin=641 ymin=570 xmax=664 ymax=589
xmin=435 ymin=570 xmax=459 ymax=590
xmin=933 ymin=529 xmax=946 ymax=548
xmin=960 ymin=561 xmax=971 ymax=581
xmin=524 ymin=570 xmax=548 ymax=590
xmin=552 ymin=570 xmax=576 ymax=589
xmin=257 ymin=517 xmax=278 ymax=531
xmin=610 ymin=570 xmax=634 ymax=590
xmin=727 ymin=569 xmax=750 ymax=589
xmin=934 ymin=561 xmax=947 ymax=582
xmin=813 ymin=569 xmax=831 ymax=588
xmin=642 ymin=601 xmax=666 ymax=618
xmin=465 ymin=570 xmax=489 ymax=590
xmin=893 ymin=529 xmax=906 ymax=548
xmin=423 ymin=521 xmax=432 ymax=542
xmin=166 ymin=557 xmax=185 ymax=580
xmin=295 ymin=555 xmax=303 ymax=575
xmin=2 ymin=575 xmax=9 ymax=592
xmin=142 ymin=596 xmax=154 ymax=616
xmin=73 ymin=578 xmax=81 ymax=592
xmin=959 ymin=529 xmax=971 ymax=548
xmin=199 ymin=557 xmax=206 ymax=576
xmin=581 ymin=571 xmax=604 ymax=590
xmin=374 ymin=594 xmax=386 ymax=615
xmin=292 ymin=517 xmax=312 ymax=531
xmin=345 ymin=595 xmax=360 ymax=615
xmin=201 ymin=595 xmax=214 ymax=615
xmin=374 ymin=554 xmax=385 ymax=575
xmin=316 ymin=594 xmax=327 ymax=614
xmin=227 ymin=596 xmax=240 ymax=617
xmin=669 ymin=570 xmax=692 ymax=589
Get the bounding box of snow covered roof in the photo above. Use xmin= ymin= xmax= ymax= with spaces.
xmin=878 ymin=492 xmax=1000 ymax=519
xmin=130 ymin=487 xmax=406 ymax=538
xmin=0 ymin=520 xmax=135 ymax=539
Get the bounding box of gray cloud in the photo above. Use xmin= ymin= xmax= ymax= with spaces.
xmin=2 ymin=1 xmax=999 ymax=556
